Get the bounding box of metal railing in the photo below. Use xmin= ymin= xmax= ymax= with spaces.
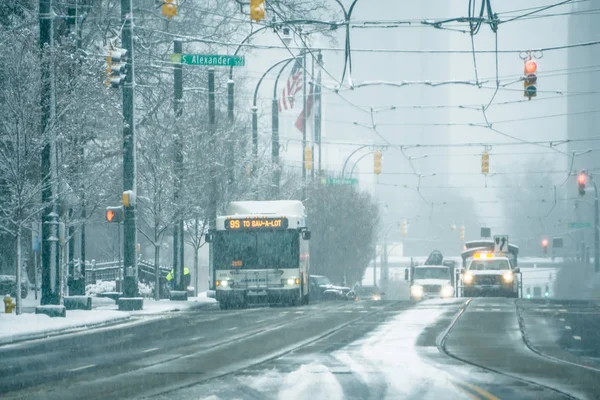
xmin=83 ymin=259 xmax=171 ymax=286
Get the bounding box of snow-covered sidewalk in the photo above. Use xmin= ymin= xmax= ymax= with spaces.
xmin=0 ymin=293 xmax=216 ymax=346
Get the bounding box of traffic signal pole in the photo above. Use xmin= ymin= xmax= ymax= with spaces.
xmin=119 ymin=0 xmax=141 ymax=309
xmin=594 ymin=179 xmax=599 ymax=273
xmin=172 ymin=38 xmax=184 ymax=293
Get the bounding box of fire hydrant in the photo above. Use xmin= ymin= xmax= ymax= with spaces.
xmin=4 ymin=295 xmax=16 ymax=314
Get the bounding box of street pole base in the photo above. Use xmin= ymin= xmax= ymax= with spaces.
xmin=67 ymin=278 xmax=86 ymax=296
xmin=169 ymin=291 xmax=188 ymax=301
xmin=118 ymin=297 xmax=144 ymax=311
xmin=35 ymin=305 xmax=66 ymax=318
xmin=64 ymin=296 xmax=92 ymax=310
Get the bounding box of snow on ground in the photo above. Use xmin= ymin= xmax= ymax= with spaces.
xmin=0 ymin=310 xmax=128 ymax=345
xmin=278 ymin=363 xmax=344 ymax=400
xmin=329 ymin=300 xmax=469 ymax=399
xmin=1 ymin=292 xmax=217 ymax=346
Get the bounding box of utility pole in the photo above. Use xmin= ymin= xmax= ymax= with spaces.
xmin=310 ymin=55 xmax=315 ymax=182
xmin=315 ymin=52 xmax=323 ymax=177
xmin=172 ymin=38 xmax=184 ymax=293
xmin=40 ymin=0 xmax=60 ymax=306
xmin=593 ymin=179 xmax=599 ymax=273
xmin=227 ymin=79 xmax=235 ymax=185
xmin=301 ymin=47 xmax=307 ymax=182
xmin=119 ymin=0 xmax=141 ymax=309
xmin=208 ymin=68 xmax=217 ymax=258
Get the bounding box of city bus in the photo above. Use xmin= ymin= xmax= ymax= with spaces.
xmin=206 ymin=200 xmax=311 ymax=309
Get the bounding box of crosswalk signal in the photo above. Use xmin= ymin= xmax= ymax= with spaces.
xmin=578 ymin=171 xmax=587 ymax=196
xmin=481 ymin=151 xmax=489 ymax=174
xmin=304 ymin=147 xmax=313 ymax=171
xmin=162 ymin=0 xmax=177 ymax=19
xmin=401 ymin=219 xmax=408 ymax=236
xmin=523 ymin=59 xmax=537 ymax=99
xmin=105 ymin=206 xmax=124 ymax=223
xmin=374 ymin=151 xmax=382 ymax=175
xmin=250 ymin=0 xmax=265 ymax=22
xmin=106 ymin=48 xmax=128 ymax=88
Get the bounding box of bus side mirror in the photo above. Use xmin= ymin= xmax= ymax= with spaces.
xmin=404 ymin=268 xmax=409 ymax=281
xmin=302 ymin=230 xmax=311 ymax=240
xmin=205 ymin=232 xmax=214 ymax=243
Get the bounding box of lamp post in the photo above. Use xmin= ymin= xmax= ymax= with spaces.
xmin=251 ymin=57 xmax=296 ymax=179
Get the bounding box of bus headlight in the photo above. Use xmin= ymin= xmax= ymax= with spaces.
xmin=502 ymin=272 xmax=514 ymax=283
xmin=410 ymin=285 xmax=423 ymax=298
xmin=463 ymin=273 xmax=474 ymax=285
xmin=220 ymin=280 xmax=229 ymax=287
xmin=284 ymin=278 xmax=300 ymax=285
xmin=287 ymin=278 xmax=295 ymax=285
xmin=441 ymin=285 xmax=454 ymax=298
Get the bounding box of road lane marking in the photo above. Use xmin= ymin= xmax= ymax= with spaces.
xmin=491 ymin=308 xmax=501 ymax=312
xmin=573 ymin=336 xmax=582 ymax=340
xmin=255 ymin=319 xmax=266 ymax=323
xmin=461 ymin=382 xmax=501 ymax=400
xmin=142 ymin=347 xmax=159 ymax=353
xmin=475 ymin=308 xmax=485 ymax=311
xmin=559 ymin=309 xmax=568 ymax=312
xmin=69 ymin=364 xmax=96 ymax=372
xmin=228 ymin=327 xmax=238 ymax=331
xmin=565 ymin=326 xmax=572 ymax=330
xmin=453 ymin=381 xmax=500 ymax=400
xmin=191 ymin=336 xmax=205 ymax=341
xmin=559 ymin=318 xmax=565 ymax=321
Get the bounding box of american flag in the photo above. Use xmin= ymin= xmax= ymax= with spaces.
xmin=295 ymin=82 xmax=314 ymax=132
xmin=279 ymin=56 xmax=304 ymax=112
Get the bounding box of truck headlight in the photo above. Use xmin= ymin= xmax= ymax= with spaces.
xmin=463 ymin=273 xmax=473 ymax=284
xmin=502 ymin=272 xmax=514 ymax=283
xmin=287 ymin=278 xmax=295 ymax=285
xmin=410 ymin=285 xmax=423 ymax=297
xmin=441 ymin=285 xmax=454 ymax=298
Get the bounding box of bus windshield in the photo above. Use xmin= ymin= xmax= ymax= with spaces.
xmin=214 ymin=230 xmax=299 ymax=270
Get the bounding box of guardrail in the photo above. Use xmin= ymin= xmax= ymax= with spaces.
xmin=83 ymin=259 xmax=171 ymax=286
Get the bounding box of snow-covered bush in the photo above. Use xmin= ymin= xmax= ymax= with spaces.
xmin=85 ymin=281 xmax=116 ymax=297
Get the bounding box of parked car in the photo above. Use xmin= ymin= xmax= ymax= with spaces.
xmin=309 ymin=275 xmax=352 ymax=301
xmin=0 ymin=275 xmax=29 ymax=299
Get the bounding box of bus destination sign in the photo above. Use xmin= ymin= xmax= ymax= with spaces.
xmin=225 ymin=217 xmax=289 ymax=230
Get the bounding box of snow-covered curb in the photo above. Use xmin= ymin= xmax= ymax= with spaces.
xmin=0 ymin=310 xmax=130 ymax=346
xmin=0 ymin=293 xmax=217 ymax=346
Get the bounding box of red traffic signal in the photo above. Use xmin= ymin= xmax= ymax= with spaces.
xmin=106 ymin=206 xmax=124 ymax=223
xmin=524 ymin=60 xmax=537 ymax=74
xmin=578 ymin=172 xmax=587 ymax=196
xmin=541 ymin=238 xmax=549 ymax=247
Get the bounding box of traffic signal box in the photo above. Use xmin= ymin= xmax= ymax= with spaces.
xmin=459 ymin=225 xmax=465 ymax=240
xmin=304 ymin=147 xmax=313 ymax=171
xmin=106 ymin=206 xmax=124 ymax=223
xmin=250 ymin=0 xmax=265 ymax=22
xmin=524 ymin=59 xmax=537 ymax=99
xmin=542 ymin=238 xmax=549 ymax=254
xmin=401 ymin=219 xmax=407 ymax=236
xmin=578 ymin=172 xmax=587 ymax=196
xmin=162 ymin=0 xmax=177 ymax=19
xmin=481 ymin=151 xmax=489 ymax=174
xmin=106 ymin=48 xmax=128 ymax=88
xmin=373 ymin=151 xmax=382 ymax=175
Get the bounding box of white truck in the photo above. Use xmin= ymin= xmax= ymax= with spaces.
xmin=405 ymin=251 xmax=455 ymax=300
xmin=206 ymin=200 xmax=311 ymax=309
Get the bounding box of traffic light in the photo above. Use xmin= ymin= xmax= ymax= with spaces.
xmin=250 ymin=0 xmax=265 ymax=22
xmin=523 ymin=59 xmax=537 ymax=99
xmin=401 ymin=219 xmax=408 ymax=236
xmin=481 ymin=151 xmax=489 ymax=174
xmin=106 ymin=48 xmax=128 ymax=88
xmin=459 ymin=225 xmax=465 ymax=240
xmin=544 ymin=285 xmax=549 ymax=297
xmin=374 ymin=151 xmax=382 ymax=175
xmin=542 ymin=238 xmax=548 ymax=254
xmin=578 ymin=171 xmax=587 ymax=196
xmin=304 ymin=147 xmax=313 ymax=170
xmin=105 ymin=206 xmax=124 ymax=223
xmin=162 ymin=0 xmax=177 ymax=18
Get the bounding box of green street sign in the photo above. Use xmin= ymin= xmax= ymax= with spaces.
xmin=568 ymin=222 xmax=592 ymax=228
xmin=321 ymin=177 xmax=358 ymax=185
xmin=171 ymin=53 xmax=245 ymax=67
